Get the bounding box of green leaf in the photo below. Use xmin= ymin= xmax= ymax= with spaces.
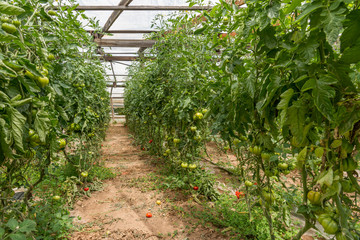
xmin=6 ymin=218 xmax=18 ymax=231
xmin=17 ymin=58 xmax=42 ymax=77
xmin=194 ymin=26 xmax=207 ymax=35
xmin=315 ymin=147 xmax=324 ymax=158
xmin=18 ymin=219 xmax=36 ymax=233
xmin=320 ymin=181 xmax=341 ymax=202
xmin=340 ymin=42 xmax=360 ymax=64
xmin=295 ymin=2 xmax=323 ymax=23
xmin=56 ymin=106 xmax=69 ymax=121
xmin=340 ymin=10 xmax=360 ymax=52
xmin=277 ymin=88 xmax=294 ymax=110
xmin=0 ymin=90 xmax=10 ymax=102
xmin=9 ymin=233 xmax=26 ymax=240
xmin=8 ymin=107 xmax=26 ymax=152
xmin=330 ymin=139 xmax=342 ymax=148
xmin=322 ymin=5 xmax=346 ymax=44
xmin=0 ymin=227 xmax=5 ymax=238
xmin=287 ymin=100 xmax=306 ymax=143
xmin=0 ymin=118 xmax=13 ymax=158
xmin=317 ymin=168 xmax=333 ymax=187
xmin=339 ymin=107 xmax=360 ymax=134
xmin=283 ymin=0 xmax=302 ymax=15
xmin=0 ymin=1 xmax=25 ymax=15
xmin=34 ymin=110 xmax=50 ymax=143
xmin=311 ymin=76 xmax=337 ymax=121
xmin=297 ymin=147 xmax=307 ymax=164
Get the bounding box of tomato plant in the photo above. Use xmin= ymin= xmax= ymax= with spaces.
xmin=125 ymin=0 xmax=360 ymax=239
xmin=0 ymin=0 xmax=109 ymax=238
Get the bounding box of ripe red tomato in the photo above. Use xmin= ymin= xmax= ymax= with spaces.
xmin=149 ymin=139 xmax=153 ymax=143
xmin=84 ymin=187 xmax=89 ymax=191
xmin=146 ymin=212 xmax=152 ymax=218
xmin=193 ymin=186 xmax=199 ymax=190
xmin=235 ymin=191 xmax=245 ymax=199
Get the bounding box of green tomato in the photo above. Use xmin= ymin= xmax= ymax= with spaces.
xmin=341 ymin=179 xmax=355 ymax=193
xmin=25 ymin=149 xmax=36 ymax=159
xmin=201 ymin=108 xmax=208 ymax=114
xmin=47 ymin=54 xmax=55 ymax=61
xmin=193 ymin=112 xmax=203 ymax=120
xmin=233 ymin=139 xmax=240 ymax=145
xmin=188 ymin=164 xmax=197 ymax=169
xmin=253 ymin=146 xmax=262 ymax=155
xmin=12 ymin=20 xmax=21 ymax=27
xmin=261 ymin=153 xmax=271 ymax=161
xmin=262 ymin=191 xmax=275 ymax=203
xmin=278 ymin=162 xmax=288 ymax=170
xmin=181 ymin=162 xmax=188 ymax=168
xmin=81 ymin=172 xmax=88 ymax=177
xmin=190 ymin=126 xmax=197 ymax=132
xmin=173 ymin=138 xmax=181 ymax=144
xmin=342 ymin=158 xmax=357 ymax=172
xmin=48 ymin=10 xmax=57 ymax=16
xmin=245 ymin=180 xmax=253 ymax=187
xmin=37 ymin=76 xmax=49 ymax=88
xmin=307 ymin=190 xmax=321 ymax=205
xmin=2 ymin=23 xmax=16 ymax=34
xmin=1 ymin=16 xmax=10 ymax=23
xmin=318 ymin=214 xmax=338 ymax=234
xmin=223 ymin=146 xmax=230 ymax=151
xmin=52 ymin=195 xmax=61 ymax=201
xmin=57 ymin=138 xmax=66 ymax=149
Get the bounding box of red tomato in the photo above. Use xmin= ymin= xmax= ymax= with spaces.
xmin=254 ymin=183 xmax=258 ymax=185
xmin=84 ymin=187 xmax=89 ymax=191
xmin=193 ymin=186 xmax=199 ymax=190
xmin=149 ymin=140 xmax=153 ymax=143
xmin=235 ymin=191 xmax=245 ymax=199
xmin=146 ymin=212 xmax=152 ymax=218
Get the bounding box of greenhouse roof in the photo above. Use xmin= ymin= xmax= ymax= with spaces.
xmin=69 ymin=0 xmax=245 ymax=99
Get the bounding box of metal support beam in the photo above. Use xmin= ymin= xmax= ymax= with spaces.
xmin=101 ymin=56 xmax=140 ymax=61
xmin=54 ymin=5 xmax=213 ymax=11
xmin=94 ymin=39 xmax=156 ymax=48
xmin=92 ymin=30 xmax=157 ymax=34
xmin=102 ymin=0 xmax=133 ymax=37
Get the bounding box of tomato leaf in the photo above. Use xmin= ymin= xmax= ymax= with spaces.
xmin=283 ymin=0 xmax=302 ymax=15
xmin=340 ymin=10 xmax=360 ymax=52
xmin=8 ymin=107 xmax=26 ymax=152
xmin=321 ymin=5 xmax=346 ymax=44
xmin=6 ymin=218 xmax=18 ymax=231
xmin=287 ymin=100 xmax=306 ymax=143
xmin=18 ymin=219 xmax=36 ymax=233
xmin=294 ymin=2 xmax=323 ymax=23
xmin=317 ymin=168 xmax=333 ymax=187
xmin=34 ymin=110 xmax=50 ymax=143
xmin=0 ymin=118 xmax=13 ymax=158
xmin=330 ymin=139 xmax=342 ymax=148
xmin=315 ymin=147 xmax=324 ymax=158
xmin=0 ymin=1 xmax=25 ymax=15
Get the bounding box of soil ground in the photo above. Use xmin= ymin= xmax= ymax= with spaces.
xmin=70 ymin=124 xmax=226 ymax=240
xmin=69 ymin=123 xmax=350 ymax=240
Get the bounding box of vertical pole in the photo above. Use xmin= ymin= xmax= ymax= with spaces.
xmin=110 ymin=61 xmax=117 ymax=122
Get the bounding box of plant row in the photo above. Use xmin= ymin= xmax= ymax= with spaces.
xmin=125 ymin=0 xmax=360 ymax=239
xmin=0 ymin=0 xmax=110 ymax=238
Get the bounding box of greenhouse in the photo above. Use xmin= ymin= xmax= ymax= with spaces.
xmin=0 ymin=0 xmax=360 ymax=239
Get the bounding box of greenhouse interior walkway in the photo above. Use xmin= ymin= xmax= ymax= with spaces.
xmin=70 ymin=123 xmax=225 ymax=240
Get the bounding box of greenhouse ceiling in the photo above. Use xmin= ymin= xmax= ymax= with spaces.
xmin=64 ymin=0 xmax=245 ymax=97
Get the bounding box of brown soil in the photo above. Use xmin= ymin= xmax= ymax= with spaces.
xmin=70 ymin=124 xmax=227 ymax=240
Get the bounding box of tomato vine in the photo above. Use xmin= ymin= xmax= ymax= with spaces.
xmin=126 ymin=0 xmax=360 ymax=239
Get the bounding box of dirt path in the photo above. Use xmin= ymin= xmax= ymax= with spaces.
xmin=70 ymin=124 xmax=225 ymax=240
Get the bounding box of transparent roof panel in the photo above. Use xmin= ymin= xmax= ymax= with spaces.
xmin=73 ymin=0 xmax=220 ymax=97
